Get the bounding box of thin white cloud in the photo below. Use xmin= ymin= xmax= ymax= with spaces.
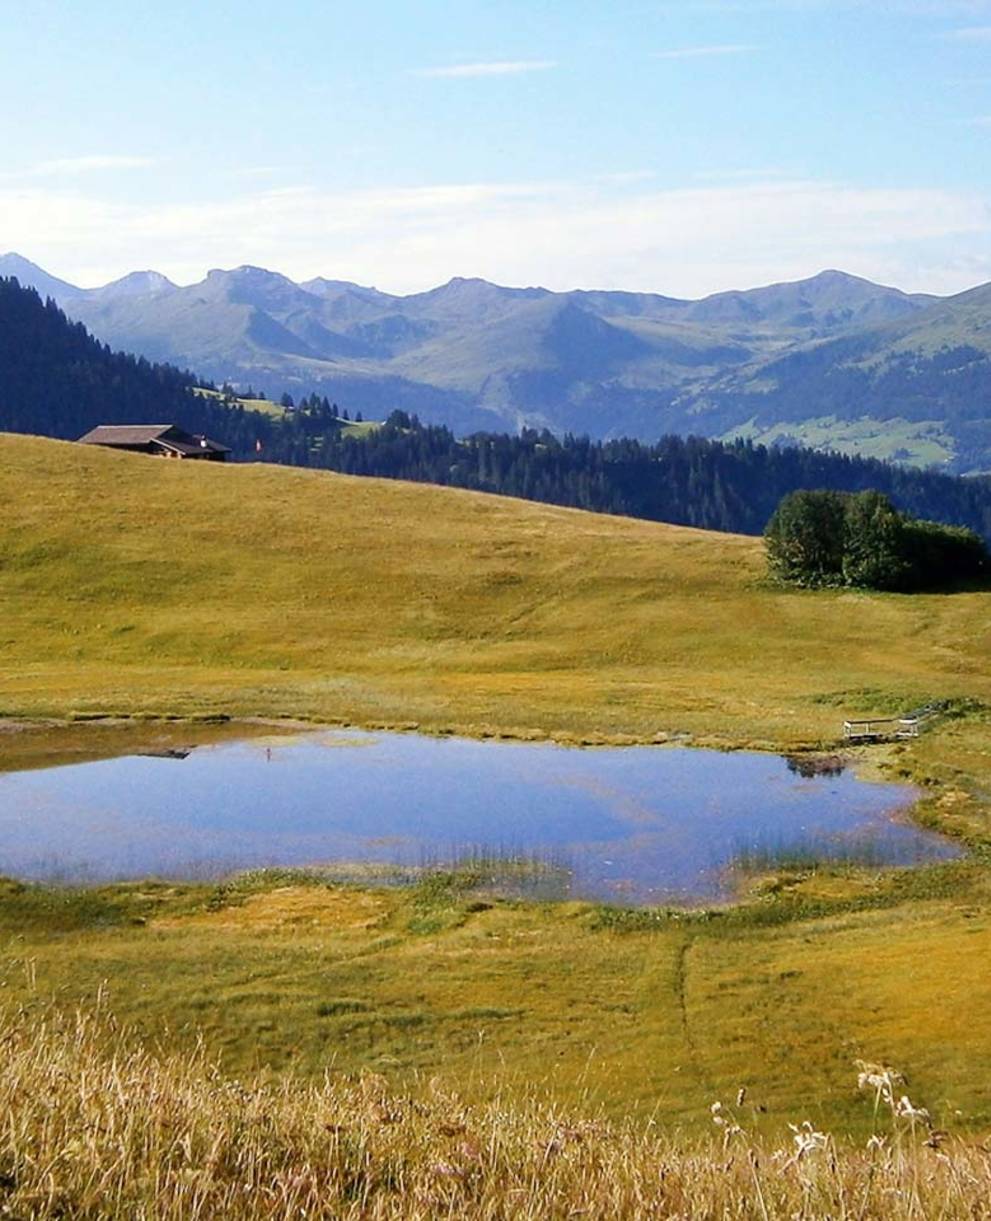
xmin=2 ymin=175 xmax=988 ymax=298
xmin=966 ymin=114 xmax=991 ymax=125
xmin=413 ymin=60 xmax=557 ymax=79
xmin=22 ymin=155 xmax=158 ymax=178
xmin=945 ymin=25 xmax=991 ymax=39
xmin=652 ymin=44 xmax=758 ymax=60
xmin=694 ymin=167 xmax=801 ymax=181
xmin=597 ymin=170 xmax=657 ymax=185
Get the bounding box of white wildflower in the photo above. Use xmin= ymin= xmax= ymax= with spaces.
xmin=788 ymin=1121 xmax=829 ymax=1160
xmin=895 ymin=1095 xmax=931 ymax=1125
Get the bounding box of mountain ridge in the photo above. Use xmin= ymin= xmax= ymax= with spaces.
xmin=3 ymin=253 xmax=989 ymax=472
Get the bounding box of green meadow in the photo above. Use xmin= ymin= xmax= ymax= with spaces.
xmin=3 ymin=858 xmax=991 ymax=1137
xmin=2 ymin=432 xmax=991 ymax=1157
xmin=2 ymin=433 xmax=989 ymax=750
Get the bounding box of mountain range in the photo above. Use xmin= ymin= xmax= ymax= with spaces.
xmin=3 ymin=252 xmax=990 ymax=473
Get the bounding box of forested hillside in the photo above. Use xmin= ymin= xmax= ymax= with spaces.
xmin=285 ymin=410 xmax=991 ymax=541
xmin=0 ymin=277 xmax=270 ymax=453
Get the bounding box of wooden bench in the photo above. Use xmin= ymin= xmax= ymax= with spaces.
xmin=843 ymin=702 xmax=946 ymax=742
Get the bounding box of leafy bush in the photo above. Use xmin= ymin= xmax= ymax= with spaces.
xmin=841 ymin=489 xmax=911 ymax=589
xmin=764 ymin=490 xmax=848 ymax=586
xmin=900 ymin=517 xmax=989 ymax=589
xmin=765 ymin=489 xmax=988 ymax=590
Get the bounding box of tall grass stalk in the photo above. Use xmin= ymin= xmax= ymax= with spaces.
xmin=0 ymin=1005 xmax=988 ymax=1219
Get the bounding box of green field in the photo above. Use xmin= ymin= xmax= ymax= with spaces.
xmin=2 ymin=433 xmax=989 ymax=749
xmin=194 ymin=385 xmax=380 ymax=436
xmin=722 ymin=413 xmax=958 ymax=469
xmin=3 ymin=858 xmax=991 ymax=1135
xmin=2 ymin=432 xmax=991 ymax=1142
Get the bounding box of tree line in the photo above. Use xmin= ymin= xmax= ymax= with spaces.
xmin=282 ymin=411 xmax=991 ymax=542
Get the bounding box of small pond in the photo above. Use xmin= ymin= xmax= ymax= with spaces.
xmin=0 ymin=730 xmax=960 ymax=904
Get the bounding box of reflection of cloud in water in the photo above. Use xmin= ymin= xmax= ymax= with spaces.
xmin=539 ymin=770 xmax=675 ymax=831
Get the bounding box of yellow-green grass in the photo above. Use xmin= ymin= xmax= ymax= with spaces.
xmin=2 ymin=866 xmax=991 ymax=1134
xmin=723 ymin=414 xmax=957 ymax=469
xmin=337 ymin=417 xmax=381 ymax=437
xmin=1 ymin=433 xmax=988 ymax=755
xmin=195 ymin=385 xmax=381 ymax=434
xmin=237 ymin=399 xmax=379 ymax=437
xmin=193 ymin=386 xmax=283 ymax=417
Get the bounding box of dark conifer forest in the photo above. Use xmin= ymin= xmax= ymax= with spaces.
xmin=3 ymin=274 xmax=991 ymax=542
xmin=0 ymin=277 xmax=267 ymax=453
xmin=304 ymin=410 xmax=991 ymax=541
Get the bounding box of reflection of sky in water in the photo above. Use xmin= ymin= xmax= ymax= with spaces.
xmin=0 ymin=731 xmax=960 ymax=903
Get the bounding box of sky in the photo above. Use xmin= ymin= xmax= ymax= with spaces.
xmin=1 ymin=0 xmax=990 ymax=297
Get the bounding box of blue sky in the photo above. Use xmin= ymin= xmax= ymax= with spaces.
xmin=1 ymin=0 xmax=990 ymax=295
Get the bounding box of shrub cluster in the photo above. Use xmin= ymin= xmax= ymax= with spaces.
xmin=764 ymin=489 xmax=988 ymax=590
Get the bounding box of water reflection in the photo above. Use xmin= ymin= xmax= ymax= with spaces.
xmin=785 ymin=754 xmax=847 ymax=779
xmin=0 ymin=730 xmax=959 ymax=904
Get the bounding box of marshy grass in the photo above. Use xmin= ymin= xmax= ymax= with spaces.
xmin=728 ymin=836 xmax=896 ymax=875
xmin=211 ymin=854 xmax=572 ymax=907
xmin=1 ymin=1004 xmax=989 ymax=1219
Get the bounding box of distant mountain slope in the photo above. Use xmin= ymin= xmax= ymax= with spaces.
xmin=7 ymin=253 xmax=990 ymax=471
xmin=91 ymin=270 xmax=177 ymax=300
xmin=0 ymin=252 xmax=85 ymax=301
xmin=683 ymin=268 xmax=936 ymax=329
xmin=695 ymin=283 xmax=991 ymax=473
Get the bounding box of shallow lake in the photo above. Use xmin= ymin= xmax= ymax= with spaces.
xmin=0 ymin=729 xmax=960 ymax=904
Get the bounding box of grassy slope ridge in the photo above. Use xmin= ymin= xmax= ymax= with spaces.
xmin=1 ymin=432 xmax=989 ymax=744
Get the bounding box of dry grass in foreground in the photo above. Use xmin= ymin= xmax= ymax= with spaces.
xmin=1 ymin=1006 xmax=989 ymax=1220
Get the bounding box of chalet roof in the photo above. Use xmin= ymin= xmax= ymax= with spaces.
xmin=78 ymin=423 xmax=231 ymax=453
xmin=79 ymin=424 xmax=175 ymax=446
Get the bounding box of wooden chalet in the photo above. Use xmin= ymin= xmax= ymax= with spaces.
xmin=77 ymin=424 xmax=230 ymax=462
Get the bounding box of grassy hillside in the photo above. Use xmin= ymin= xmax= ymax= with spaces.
xmin=3 ymin=432 xmax=991 ymax=1157
xmin=723 ymin=413 xmax=958 ymax=469
xmin=194 ymin=385 xmax=382 ymax=435
xmin=1 ymin=433 xmax=990 ymax=746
